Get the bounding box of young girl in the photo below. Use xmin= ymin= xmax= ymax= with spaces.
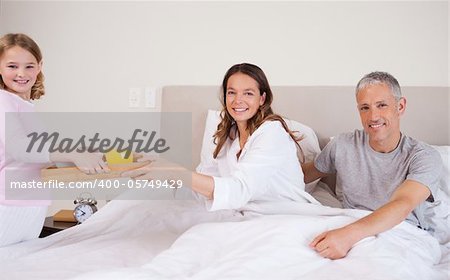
xmin=0 ymin=33 xmax=108 ymax=246
xmin=124 ymin=63 xmax=318 ymax=210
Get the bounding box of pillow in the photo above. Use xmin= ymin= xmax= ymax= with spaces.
xmin=432 ymin=145 xmax=450 ymax=200
xmin=283 ymin=118 xmax=321 ymax=163
xmin=197 ymin=109 xmax=321 ymax=190
xmin=422 ymin=145 xmax=450 ymax=244
xmin=197 ymin=110 xmax=222 ymax=171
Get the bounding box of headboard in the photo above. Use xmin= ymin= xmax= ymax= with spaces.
xmin=161 ymin=86 xmax=449 ymax=169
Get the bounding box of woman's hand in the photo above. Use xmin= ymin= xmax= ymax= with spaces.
xmin=121 ymin=156 xmax=187 ymax=180
xmin=50 ymin=151 xmax=110 ymax=174
xmin=121 ymin=154 xmax=214 ymax=199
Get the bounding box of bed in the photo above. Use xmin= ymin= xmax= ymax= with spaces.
xmin=0 ymin=86 xmax=448 ymax=280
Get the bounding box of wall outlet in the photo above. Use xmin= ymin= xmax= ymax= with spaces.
xmin=129 ymin=87 xmax=141 ymax=108
xmin=144 ymin=87 xmax=157 ymax=108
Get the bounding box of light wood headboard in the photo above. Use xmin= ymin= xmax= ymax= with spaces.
xmin=161 ymin=86 xmax=449 ymax=169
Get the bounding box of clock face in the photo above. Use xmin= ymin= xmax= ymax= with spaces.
xmin=73 ymin=204 xmax=96 ymax=223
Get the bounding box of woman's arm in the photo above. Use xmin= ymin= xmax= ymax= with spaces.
xmin=192 ymin=172 xmax=214 ymax=199
xmin=123 ymin=121 xmax=307 ymax=210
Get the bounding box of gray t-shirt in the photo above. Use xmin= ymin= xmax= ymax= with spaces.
xmin=315 ymin=130 xmax=442 ymax=229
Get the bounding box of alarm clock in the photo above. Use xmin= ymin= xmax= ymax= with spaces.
xmin=73 ymin=193 xmax=98 ymax=223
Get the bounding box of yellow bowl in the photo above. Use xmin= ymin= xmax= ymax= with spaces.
xmin=105 ymin=150 xmax=133 ymax=164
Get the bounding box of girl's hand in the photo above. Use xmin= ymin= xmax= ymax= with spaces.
xmin=70 ymin=152 xmax=110 ymax=174
xmin=50 ymin=151 xmax=110 ymax=174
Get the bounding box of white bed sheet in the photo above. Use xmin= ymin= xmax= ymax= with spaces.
xmin=0 ymin=189 xmax=448 ymax=280
xmin=0 ymin=199 xmax=241 ymax=279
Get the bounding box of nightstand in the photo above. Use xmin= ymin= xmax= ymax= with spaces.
xmin=39 ymin=216 xmax=77 ymax=238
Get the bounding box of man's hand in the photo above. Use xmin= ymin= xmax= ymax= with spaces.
xmin=309 ymin=227 xmax=359 ymax=260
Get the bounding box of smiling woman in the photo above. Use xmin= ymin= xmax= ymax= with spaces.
xmin=194 ymin=63 xmax=319 ymax=208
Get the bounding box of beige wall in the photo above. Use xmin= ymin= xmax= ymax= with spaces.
xmin=0 ymin=1 xmax=448 ymax=113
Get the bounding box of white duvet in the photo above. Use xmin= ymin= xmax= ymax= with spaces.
xmin=0 ymin=196 xmax=448 ymax=280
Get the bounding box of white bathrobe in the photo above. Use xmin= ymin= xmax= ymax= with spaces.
xmin=196 ymin=121 xmax=318 ymax=211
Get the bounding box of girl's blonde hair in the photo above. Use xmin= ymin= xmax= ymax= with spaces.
xmin=0 ymin=33 xmax=45 ymax=100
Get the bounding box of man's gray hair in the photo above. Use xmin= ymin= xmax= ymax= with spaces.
xmin=356 ymin=71 xmax=402 ymax=101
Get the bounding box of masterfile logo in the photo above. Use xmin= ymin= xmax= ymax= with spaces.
xmin=26 ymin=129 xmax=170 ymax=158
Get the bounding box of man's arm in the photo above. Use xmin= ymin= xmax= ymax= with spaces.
xmin=309 ymin=179 xmax=431 ymax=260
xmin=301 ymin=162 xmax=329 ymax=184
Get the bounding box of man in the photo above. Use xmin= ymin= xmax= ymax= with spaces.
xmin=302 ymin=71 xmax=443 ymax=260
